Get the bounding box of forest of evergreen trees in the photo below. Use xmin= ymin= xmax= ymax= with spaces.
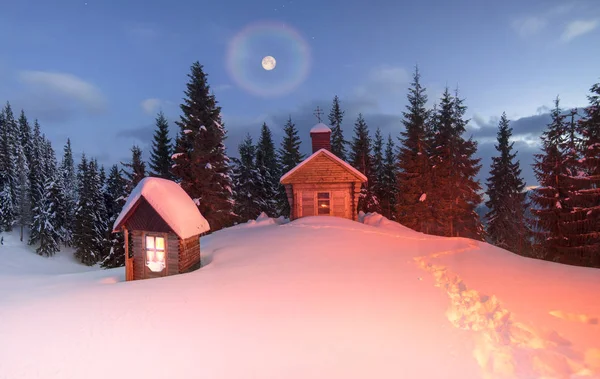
xmin=0 ymin=62 xmax=598 ymax=268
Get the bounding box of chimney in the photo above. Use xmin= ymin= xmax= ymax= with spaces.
xmin=310 ymin=123 xmax=332 ymax=153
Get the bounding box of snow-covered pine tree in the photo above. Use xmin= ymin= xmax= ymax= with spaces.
xmin=31 ymin=145 xmax=64 ymax=257
xmin=122 ymin=145 xmax=147 ymax=193
xmin=371 ymin=127 xmax=384 ymax=214
xmin=396 ymin=67 xmax=435 ymax=233
xmin=232 ymin=134 xmax=263 ymax=222
xmin=277 ymin=116 xmax=304 ymax=217
xmin=89 ymin=159 xmax=108 ymax=262
xmin=530 ymin=97 xmax=570 ymax=262
xmin=380 ymin=134 xmax=398 ymax=220
xmin=149 ymin=111 xmax=173 ymax=179
xmin=18 ymin=110 xmax=33 ymax=167
xmin=255 ymin=122 xmax=279 ymax=217
xmin=573 ymin=82 xmax=600 ymax=267
xmin=73 ymin=154 xmax=97 ymax=265
xmin=27 ymin=120 xmax=44 ymax=244
xmin=15 ymin=141 xmax=30 ymax=241
xmin=171 ymin=61 xmax=234 ymax=232
xmin=0 ymin=103 xmax=19 ymax=231
xmin=328 ymin=95 xmax=347 ymax=160
xmin=430 ymin=88 xmax=483 ymax=239
xmin=60 ymin=139 xmax=77 ymax=246
xmin=485 ymin=112 xmax=530 ymax=256
xmin=101 ymin=164 xmax=128 ymax=268
xmin=349 ymin=113 xmax=378 ymax=213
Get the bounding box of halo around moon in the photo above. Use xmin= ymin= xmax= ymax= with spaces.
xmin=262 ymin=56 xmax=276 ymax=71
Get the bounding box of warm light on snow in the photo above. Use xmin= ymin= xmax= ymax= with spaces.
xmin=1 ymin=213 xmax=599 ymax=379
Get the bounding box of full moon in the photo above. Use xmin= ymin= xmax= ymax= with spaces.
xmin=261 ymin=56 xmax=276 ymax=71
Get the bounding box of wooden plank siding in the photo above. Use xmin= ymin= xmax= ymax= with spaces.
xmin=123 ymin=197 xmax=173 ymax=234
xmin=282 ymin=154 xmax=364 ymax=183
xmin=179 ymin=236 xmax=201 ymax=273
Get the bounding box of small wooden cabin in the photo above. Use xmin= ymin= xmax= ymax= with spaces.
xmin=112 ymin=177 xmax=210 ymax=281
xmin=280 ymin=122 xmax=367 ymax=221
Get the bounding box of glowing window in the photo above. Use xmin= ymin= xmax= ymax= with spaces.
xmin=317 ymin=192 xmax=330 ymax=215
xmin=146 ymin=235 xmax=166 ymax=272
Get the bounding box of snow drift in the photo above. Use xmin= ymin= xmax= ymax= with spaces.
xmin=1 ymin=213 xmax=599 ymax=379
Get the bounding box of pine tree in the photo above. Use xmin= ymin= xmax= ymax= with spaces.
xmin=396 ymin=67 xmax=434 ymax=233
xmin=380 ymin=134 xmax=398 ymax=220
xmin=171 ymin=61 xmax=234 ymax=232
xmin=30 ymin=145 xmax=64 ymax=256
xmin=430 ymin=88 xmax=483 ymax=239
xmin=530 ymin=97 xmax=570 ymax=261
xmin=328 ymin=95 xmax=347 ymax=160
xmin=18 ymin=110 xmax=33 ymax=168
xmin=573 ymin=82 xmax=600 ymax=267
xmin=255 ymin=122 xmax=279 ymax=216
xmin=89 ymin=159 xmax=108 ymax=262
xmin=15 ymin=142 xmax=30 ymax=241
xmin=349 ymin=113 xmax=378 ymax=212
xmin=149 ymin=111 xmax=173 ymax=179
xmin=101 ymin=165 xmax=128 ymax=268
xmin=27 ymin=120 xmax=44 ymax=244
xmin=371 ymin=127 xmax=385 ymax=214
xmin=60 ymin=139 xmax=77 ymax=246
xmin=122 ymin=145 xmax=146 ymax=193
xmin=485 ymin=113 xmax=530 ymax=255
xmin=277 ymin=116 xmax=304 ymax=217
xmin=232 ymin=134 xmax=263 ymax=222
xmin=73 ymin=154 xmax=97 ymax=265
xmin=0 ymin=103 xmax=19 ymax=230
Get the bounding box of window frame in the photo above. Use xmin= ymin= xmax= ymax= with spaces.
xmin=316 ymin=191 xmax=331 ymax=215
xmin=145 ymin=234 xmax=167 ymax=273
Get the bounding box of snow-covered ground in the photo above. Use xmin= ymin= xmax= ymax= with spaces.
xmin=0 ymin=214 xmax=599 ymax=379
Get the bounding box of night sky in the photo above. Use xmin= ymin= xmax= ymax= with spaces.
xmin=1 ymin=0 xmax=599 ymax=187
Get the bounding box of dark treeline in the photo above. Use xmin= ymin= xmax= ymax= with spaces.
xmin=0 ymin=62 xmax=598 ymax=268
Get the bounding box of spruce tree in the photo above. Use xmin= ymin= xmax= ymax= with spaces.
xmin=101 ymin=165 xmax=128 ymax=268
xmin=371 ymin=127 xmax=385 ymax=214
xmin=232 ymin=134 xmax=263 ymax=221
xmin=430 ymin=88 xmax=483 ymax=239
xmin=73 ymin=154 xmax=97 ymax=265
xmin=15 ymin=142 xmax=30 ymax=241
xmin=328 ymin=95 xmax=347 ymax=160
xmin=0 ymin=103 xmax=18 ymax=230
xmin=573 ymin=82 xmax=600 ymax=267
xmin=29 ymin=120 xmax=44 ymax=208
xmin=149 ymin=111 xmax=173 ymax=179
xmin=530 ymin=97 xmax=570 ymax=261
xmin=485 ymin=113 xmax=530 ymax=255
xmin=18 ymin=110 xmax=33 ymax=167
xmin=122 ymin=145 xmax=146 ymax=193
xmin=277 ymin=116 xmax=304 ymax=217
xmin=349 ymin=113 xmax=378 ymax=213
xmin=60 ymin=139 xmax=77 ymax=246
xmin=380 ymin=134 xmax=398 ymax=220
xmin=31 ymin=146 xmax=64 ymax=256
xmin=89 ymin=159 xmax=108 ymax=262
xmin=255 ymin=122 xmax=279 ymax=216
xmin=171 ymin=61 xmax=234 ymax=231
xmin=396 ymin=67 xmax=434 ymax=233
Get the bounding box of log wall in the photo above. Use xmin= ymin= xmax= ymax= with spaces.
xmin=179 ymin=236 xmax=201 ymax=273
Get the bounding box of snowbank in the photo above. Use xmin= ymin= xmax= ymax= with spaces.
xmin=1 ymin=215 xmax=599 ymax=379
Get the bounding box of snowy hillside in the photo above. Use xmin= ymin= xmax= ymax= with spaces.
xmin=1 ymin=214 xmax=599 ymax=379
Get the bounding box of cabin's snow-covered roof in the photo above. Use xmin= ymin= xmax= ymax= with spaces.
xmin=112 ymin=177 xmax=210 ymax=238
xmin=309 ymin=123 xmax=331 ymax=133
xmin=280 ymin=148 xmax=367 ymax=183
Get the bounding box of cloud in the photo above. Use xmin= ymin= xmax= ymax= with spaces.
xmin=511 ymin=16 xmax=548 ymax=37
xmin=141 ymin=98 xmax=163 ymax=115
xmin=18 ymin=70 xmax=106 ymax=113
xmin=353 ymin=65 xmax=410 ymax=101
xmin=560 ymin=19 xmax=599 ymax=42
